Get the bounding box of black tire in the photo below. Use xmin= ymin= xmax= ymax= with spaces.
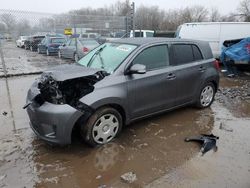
xmin=81 ymin=107 xmax=123 ymax=147
xmin=196 ymin=82 xmax=215 ymax=108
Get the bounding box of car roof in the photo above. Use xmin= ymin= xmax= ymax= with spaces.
xmin=111 ymin=37 xmax=203 ymax=46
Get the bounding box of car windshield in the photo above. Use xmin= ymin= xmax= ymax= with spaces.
xmin=51 ymin=38 xmax=66 ymax=43
xmin=78 ymin=43 xmax=137 ymax=74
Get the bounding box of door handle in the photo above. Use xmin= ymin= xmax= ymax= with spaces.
xmin=167 ymin=73 xmax=176 ymax=80
xmin=198 ymin=66 xmax=206 ymax=72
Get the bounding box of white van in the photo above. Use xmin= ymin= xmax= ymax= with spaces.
xmin=176 ymin=22 xmax=250 ymax=58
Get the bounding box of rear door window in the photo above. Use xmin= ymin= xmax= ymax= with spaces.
xmin=132 ymin=45 xmax=169 ymax=71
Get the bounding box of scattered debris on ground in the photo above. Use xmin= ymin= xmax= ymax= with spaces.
xmin=219 ymin=122 xmax=233 ymax=132
xmin=185 ymin=134 xmax=219 ymax=155
xmin=2 ymin=111 xmax=7 ymax=116
xmin=120 ymin=172 xmax=137 ymax=184
xmin=216 ymin=80 xmax=250 ymax=103
xmin=96 ymin=175 xmax=102 ymax=180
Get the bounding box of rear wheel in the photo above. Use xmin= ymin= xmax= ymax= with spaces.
xmin=81 ymin=107 xmax=123 ymax=147
xmin=196 ymin=82 xmax=215 ymax=108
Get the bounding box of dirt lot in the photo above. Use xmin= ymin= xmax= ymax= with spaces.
xmin=0 ymin=42 xmax=250 ymax=188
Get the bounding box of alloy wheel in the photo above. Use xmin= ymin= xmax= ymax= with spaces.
xmin=200 ymin=85 xmax=214 ymax=107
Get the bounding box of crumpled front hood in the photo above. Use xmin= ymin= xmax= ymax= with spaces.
xmin=41 ymin=64 xmax=103 ymax=81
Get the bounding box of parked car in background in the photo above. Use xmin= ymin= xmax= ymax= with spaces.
xmin=16 ymin=36 xmax=29 ymax=48
xmin=58 ymin=38 xmax=99 ymax=62
xmin=0 ymin=34 xmax=4 ymax=40
xmin=79 ymin=32 xmax=106 ymax=44
xmin=176 ymin=22 xmax=250 ymax=58
xmin=130 ymin=30 xmax=154 ymax=38
xmin=37 ymin=36 xmax=66 ymax=56
xmin=80 ymin=33 xmax=100 ymax=39
xmin=154 ymin=31 xmax=176 ymax=38
xmin=24 ymin=35 xmax=45 ymax=51
xmin=25 ymin=38 xmax=219 ymax=146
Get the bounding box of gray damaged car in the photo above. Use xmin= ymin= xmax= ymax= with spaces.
xmin=25 ymin=38 xmax=220 ymax=146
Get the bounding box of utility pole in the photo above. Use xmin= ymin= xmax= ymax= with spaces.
xmin=131 ymin=2 xmax=135 ymax=37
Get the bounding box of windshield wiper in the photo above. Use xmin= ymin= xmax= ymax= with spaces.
xmin=87 ymin=45 xmax=106 ymax=67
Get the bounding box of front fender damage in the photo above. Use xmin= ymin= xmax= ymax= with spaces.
xmin=25 ymin=69 xmax=107 ymax=114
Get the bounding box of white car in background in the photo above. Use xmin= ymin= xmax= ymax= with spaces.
xmin=130 ymin=30 xmax=154 ymax=38
xmin=16 ymin=36 xmax=29 ymax=48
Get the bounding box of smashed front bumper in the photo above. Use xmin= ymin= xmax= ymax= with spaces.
xmin=27 ymin=101 xmax=83 ymax=145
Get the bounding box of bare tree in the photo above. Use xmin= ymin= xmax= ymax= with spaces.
xmin=16 ymin=19 xmax=31 ymax=36
xmin=180 ymin=6 xmax=208 ymax=22
xmin=209 ymin=8 xmax=221 ymax=22
xmin=113 ymin=0 xmax=131 ymax=16
xmin=238 ymin=0 xmax=250 ymax=21
xmin=0 ymin=13 xmax=16 ymax=34
xmin=135 ymin=5 xmax=164 ymax=30
xmin=0 ymin=22 xmax=7 ymax=33
xmin=220 ymin=13 xmax=239 ymax=22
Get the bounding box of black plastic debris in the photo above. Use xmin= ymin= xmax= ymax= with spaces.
xmin=2 ymin=111 xmax=8 ymax=116
xmin=185 ymin=134 xmax=219 ymax=155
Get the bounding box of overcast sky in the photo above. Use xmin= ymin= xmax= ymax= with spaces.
xmin=0 ymin=0 xmax=241 ymax=15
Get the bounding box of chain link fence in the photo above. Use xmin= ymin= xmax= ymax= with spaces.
xmin=0 ymin=9 xmax=128 ymax=77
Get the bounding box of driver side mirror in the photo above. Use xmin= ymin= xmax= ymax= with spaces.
xmin=126 ymin=64 xmax=146 ymax=75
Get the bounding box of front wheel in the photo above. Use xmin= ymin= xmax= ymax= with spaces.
xmin=81 ymin=107 xmax=123 ymax=147
xmin=196 ymin=83 xmax=215 ymax=108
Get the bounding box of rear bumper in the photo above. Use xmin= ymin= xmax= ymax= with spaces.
xmin=27 ymin=102 xmax=83 ymax=145
xmin=48 ymin=47 xmax=60 ymax=53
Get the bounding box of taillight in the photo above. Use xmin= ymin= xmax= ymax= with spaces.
xmin=213 ymin=60 xmax=220 ymax=71
xmin=83 ymin=47 xmax=89 ymax=53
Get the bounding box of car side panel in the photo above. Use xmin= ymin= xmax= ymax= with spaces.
xmin=173 ymin=62 xmax=204 ymax=105
xmin=78 ymin=75 xmax=130 ymax=123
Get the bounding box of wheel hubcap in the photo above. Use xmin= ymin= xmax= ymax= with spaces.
xmin=200 ymin=86 xmax=214 ymax=107
xmin=92 ymin=114 xmax=119 ymax=144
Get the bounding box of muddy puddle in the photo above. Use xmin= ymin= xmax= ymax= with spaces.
xmin=0 ymin=74 xmax=250 ymax=188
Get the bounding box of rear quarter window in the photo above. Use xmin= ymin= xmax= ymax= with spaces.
xmin=192 ymin=45 xmax=203 ymax=61
xmin=171 ymin=44 xmax=203 ymax=65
